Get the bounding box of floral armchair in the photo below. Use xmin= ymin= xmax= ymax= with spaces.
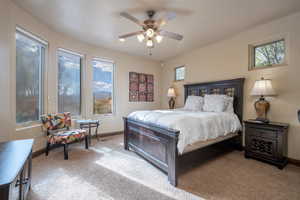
xmin=41 ymin=112 xmax=88 ymax=160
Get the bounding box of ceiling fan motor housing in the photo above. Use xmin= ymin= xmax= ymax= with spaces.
xmin=143 ymin=19 xmax=156 ymax=30
xmin=147 ymin=10 xmax=156 ymax=18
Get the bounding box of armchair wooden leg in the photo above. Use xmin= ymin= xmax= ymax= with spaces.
xmin=85 ymin=135 xmax=89 ymax=149
xmin=45 ymin=142 xmax=50 ymax=156
xmin=64 ymin=144 xmax=69 ymax=160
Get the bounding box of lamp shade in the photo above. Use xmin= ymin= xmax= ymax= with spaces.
xmin=167 ymin=87 xmax=176 ymax=97
xmin=251 ymin=78 xmax=276 ymax=96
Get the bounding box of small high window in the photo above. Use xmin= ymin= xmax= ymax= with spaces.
xmin=249 ymin=38 xmax=286 ymax=70
xmin=175 ymin=66 xmax=185 ymax=81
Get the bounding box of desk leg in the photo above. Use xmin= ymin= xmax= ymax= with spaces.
xmin=95 ymin=123 xmax=99 ymax=141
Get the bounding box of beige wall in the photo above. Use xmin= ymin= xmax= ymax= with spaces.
xmin=161 ymin=12 xmax=300 ymax=160
xmin=0 ymin=0 xmax=13 ymax=142
xmin=1 ymin=1 xmax=161 ymax=151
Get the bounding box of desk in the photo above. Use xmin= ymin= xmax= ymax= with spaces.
xmin=77 ymin=120 xmax=100 ymax=145
xmin=0 ymin=139 xmax=33 ymax=200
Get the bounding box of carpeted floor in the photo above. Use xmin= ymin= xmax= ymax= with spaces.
xmin=29 ymin=135 xmax=300 ymax=200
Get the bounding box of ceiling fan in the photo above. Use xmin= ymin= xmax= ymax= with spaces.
xmin=119 ymin=10 xmax=183 ymax=55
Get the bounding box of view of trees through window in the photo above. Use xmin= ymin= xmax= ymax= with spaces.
xmin=92 ymin=59 xmax=114 ymax=114
xmin=58 ymin=50 xmax=81 ymax=115
xmin=254 ymin=39 xmax=285 ymax=68
xmin=16 ymin=31 xmax=45 ymax=124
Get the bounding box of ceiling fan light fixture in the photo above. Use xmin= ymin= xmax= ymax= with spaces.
xmin=119 ymin=38 xmax=125 ymax=42
xmin=146 ymin=39 xmax=154 ymax=48
xmin=137 ymin=34 xmax=145 ymax=42
xmin=146 ymin=28 xmax=155 ymax=38
xmin=155 ymin=35 xmax=163 ymax=43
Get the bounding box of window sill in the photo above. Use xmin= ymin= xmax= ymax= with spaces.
xmin=16 ymin=123 xmax=42 ymax=132
xmin=93 ymin=113 xmax=115 ymax=119
xmin=248 ymin=63 xmax=288 ymax=71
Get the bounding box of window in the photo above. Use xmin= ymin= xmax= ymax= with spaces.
xmin=16 ymin=30 xmax=46 ymax=124
xmin=249 ymin=39 xmax=286 ymax=70
xmin=175 ymin=66 xmax=185 ymax=81
xmin=58 ymin=49 xmax=82 ymax=115
xmin=92 ymin=58 xmax=114 ymax=115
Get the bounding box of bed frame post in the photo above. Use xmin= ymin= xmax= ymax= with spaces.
xmin=167 ymin=137 xmax=178 ymax=186
xmin=235 ymin=131 xmax=243 ymax=151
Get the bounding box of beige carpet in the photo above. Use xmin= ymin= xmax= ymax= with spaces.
xmin=29 ymin=135 xmax=300 ymax=200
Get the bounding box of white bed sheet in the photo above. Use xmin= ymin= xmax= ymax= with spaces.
xmin=128 ymin=109 xmax=242 ymax=154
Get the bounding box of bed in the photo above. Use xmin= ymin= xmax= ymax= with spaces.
xmin=123 ymin=78 xmax=245 ymax=186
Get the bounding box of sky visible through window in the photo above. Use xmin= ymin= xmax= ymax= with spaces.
xmin=92 ymin=59 xmax=113 ymax=114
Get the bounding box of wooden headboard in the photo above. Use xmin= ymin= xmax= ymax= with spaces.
xmin=184 ymin=78 xmax=245 ymax=122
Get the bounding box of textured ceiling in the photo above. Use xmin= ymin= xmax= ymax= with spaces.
xmin=13 ymin=0 xmax=300 ymax=61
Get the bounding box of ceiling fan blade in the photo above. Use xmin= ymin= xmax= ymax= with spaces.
xmin=120 ymin=12 xmax=143 ymax=26
xmin=156 ymin=12 xmax=176 ymax=27
xmin=159 ymin=30 xmax=183 ymax=41
xmin=119 ymin=31 xmax=143 ymax=39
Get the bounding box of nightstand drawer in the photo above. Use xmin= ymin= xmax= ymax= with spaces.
xmin=246 ymin=127 xmax=277 ymax=139
xmin=246 ymin=136 xmax=277 ymax=159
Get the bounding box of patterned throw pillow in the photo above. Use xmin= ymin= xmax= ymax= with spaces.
xmin=203 ymin=94 xmax=226 ymax=112
xmin=184 ymin=96 xmax=204 ymax=111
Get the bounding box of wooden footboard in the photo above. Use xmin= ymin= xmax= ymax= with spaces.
xmin=123 ymin=117 xmax=180 ymax=186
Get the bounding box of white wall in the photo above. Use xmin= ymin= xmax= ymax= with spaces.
xmin=161 ymin=12 xmax=300 ymax=160
xmin=2 ymin=1 xmax=162 ymax=151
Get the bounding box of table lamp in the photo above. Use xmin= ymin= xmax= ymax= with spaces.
xmin=167 ymin=87 xmax=176 ymax=109
xmin=251 ymin=77 xmax=276 ymax=123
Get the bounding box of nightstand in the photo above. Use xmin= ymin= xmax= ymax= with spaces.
xmin=244 ymin=120 xmax=289 ymax=169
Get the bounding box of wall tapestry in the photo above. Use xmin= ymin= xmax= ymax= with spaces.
xmin=129 ymin=72 xmax=154 ymax=102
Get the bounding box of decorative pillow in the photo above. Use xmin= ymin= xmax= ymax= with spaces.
xmin=203 ymin=94 xmax=226 ymax=112
xmin=184 ymin=96 xmax=204 ymax=111
xmin=224 ymin=96 xmax=234 ymax=113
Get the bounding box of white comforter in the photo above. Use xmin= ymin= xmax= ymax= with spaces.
xmin=128 ymin=109 xmax=242 ymax=154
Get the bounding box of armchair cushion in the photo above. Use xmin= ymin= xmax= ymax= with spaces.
xmin=41 ymin=112 xmax=71 ymax=131
xmin=48 ymin=129 xmax=87 ymax=144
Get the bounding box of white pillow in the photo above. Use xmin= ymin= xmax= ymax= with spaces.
xmin=224 ymin=96 xmax=234 ymax=113
xmin=203 ymin=94 xmax=226 ymax=112
xmin=184 ymin=96 xmax=204 ymax=111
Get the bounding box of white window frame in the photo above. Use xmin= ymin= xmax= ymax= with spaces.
xmin=248 ymin=35 xmax=289 ymax=71
xmin=92 ymin=57 xmax=115 ymax=117
xmin=175 ymin=66 xmax=185 ymax=81
xmin=57 ymin=48 xmax=84 ymax=118
xmin=15 ymin=27 xmax=48 ymax=127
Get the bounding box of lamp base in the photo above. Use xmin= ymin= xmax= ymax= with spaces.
xmin=169 ymin=98 xmax=175 ymax=109
xmin=254 ymin=96 xmax=270 ymax=123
